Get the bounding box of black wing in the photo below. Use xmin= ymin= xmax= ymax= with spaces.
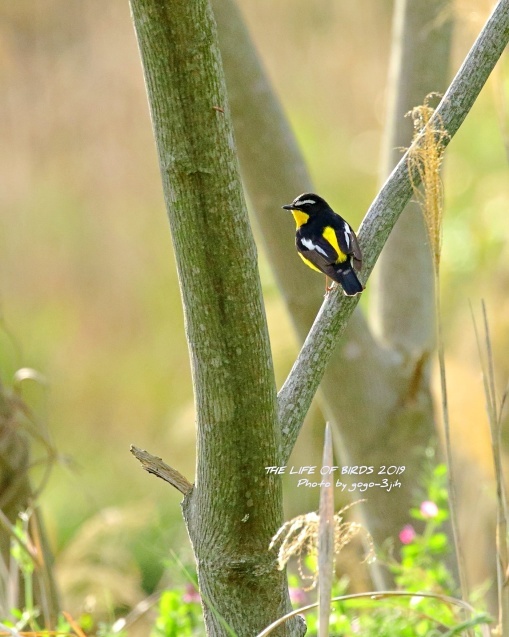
xmin=347 ymin=227 xmax=362 ymax=271
xmin=329 ymin=215 xmax=362 ymax=271
xmin=296 ymin=233 xmax=338 ymax=266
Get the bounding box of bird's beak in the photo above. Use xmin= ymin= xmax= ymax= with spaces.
xmin=282 ymin=204 xmax=293 ymax=210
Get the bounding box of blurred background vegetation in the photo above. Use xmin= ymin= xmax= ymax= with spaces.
xmin=0 ymin=0 xmax=508 ymax=622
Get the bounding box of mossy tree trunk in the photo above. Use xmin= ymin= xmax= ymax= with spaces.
xmin=129 ymin=1 xmax=302 ymax=635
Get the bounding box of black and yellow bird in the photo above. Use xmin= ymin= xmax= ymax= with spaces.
xmin=282 ymin=193 xmax=364 ymax=296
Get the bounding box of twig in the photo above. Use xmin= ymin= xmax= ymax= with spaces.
xmin=0 ymin=509 xmax=37 ymax=564
xmin=278 ymin=0 xmax=509 ymax=460
xmin=62 ymin=610 xmax=88 ymax=637
xmin=436 ymin=281 xmax=470 ymax=607
xmin=318 ymin=424 xmax=334 ymax=637
xmin=255 ymin=590 xmax=492 ymax=637
xmin=0 ymin=622 xmax=21 ymax=636
xmin=130 ymin=445 xmax=193 ymax=495
xmin=471 ymin=301 xmax=509 ymax=636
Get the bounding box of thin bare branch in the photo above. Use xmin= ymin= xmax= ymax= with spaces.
xmin=255 ymin=590 xmax=491 ymax=637
xmin=471 ymin=302 xmax=509 ymax=635
xmin=318 ymin=424 xmax=334 ymax=637
xmin=130 ymin=445 xmax=192 ymax=496
xmin=436 ymin=284 xmax=470 ymax=605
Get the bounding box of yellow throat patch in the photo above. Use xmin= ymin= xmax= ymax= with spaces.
xmin=291 ymin=210 xmax=309 ymax=228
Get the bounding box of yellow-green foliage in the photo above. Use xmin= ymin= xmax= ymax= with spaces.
xmin=269 ymin=504 xmax=374 ymax=590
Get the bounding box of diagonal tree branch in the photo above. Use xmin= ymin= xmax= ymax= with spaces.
xmin=211 ymin=0 xmax=403 ymax=462
xmin=278 ymin=0 xmax=509 ymax=461
xmin=211 ymin=0 xmax=496 ymax=567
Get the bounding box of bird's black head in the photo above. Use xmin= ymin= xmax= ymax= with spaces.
xmin=281 ymin=193 xmax=329 ymax=214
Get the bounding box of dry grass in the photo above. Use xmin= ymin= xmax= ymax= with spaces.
xmin=472 ymin=302 xmax=509 ymax=636
xmin=407 ymin=93 xmax=449 ymax=274
xmin=269 ymin=503 xmax=374 ymax=591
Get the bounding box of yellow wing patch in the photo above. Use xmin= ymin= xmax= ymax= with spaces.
xmin=323 ymin=226 xmax=347 ymax=263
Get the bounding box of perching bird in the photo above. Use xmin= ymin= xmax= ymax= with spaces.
xmin=282 ymin=193 xmax=364 ymax=296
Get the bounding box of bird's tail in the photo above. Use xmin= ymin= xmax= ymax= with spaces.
xmin=336 ymin=264 xmax=364 ymax=296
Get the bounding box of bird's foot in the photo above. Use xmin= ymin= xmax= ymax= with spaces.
xmin=324 ymin=278 xmax=337 ymax=297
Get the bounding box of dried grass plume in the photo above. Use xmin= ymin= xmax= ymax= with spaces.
xmin=407 ymin=93 xmax=450 ymax=274
xmin=269 ymin=504 xmax=374 ymax=590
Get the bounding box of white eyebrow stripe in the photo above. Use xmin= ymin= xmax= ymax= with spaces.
xmin=301 ymin=237 xmax=328 ymax=257
xmin=294 ymin=198 xmax=316 ymax=206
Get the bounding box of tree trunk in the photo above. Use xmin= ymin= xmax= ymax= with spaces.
xmin=374 ymin=0 xmax=453 ymax=351
xmin=129 ymin=1 xmax=303 ymax=634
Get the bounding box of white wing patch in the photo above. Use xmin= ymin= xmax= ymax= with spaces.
xmin=344 ymin=227 xmax=351 ymax=248
xmin=301 ymin=237 xmax=328 ymax=257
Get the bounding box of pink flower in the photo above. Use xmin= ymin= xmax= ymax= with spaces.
xmin=182 ymin=583 xmax=201 ymax=603
xmin=399 ymin=524 xmax=416 ymax=544
xmin=420 ymin=500 xmax=439 ymax=518
xmin=351 ymin=617 xmax=361 ymax=634
xmin=289 ymin=588 xmax=307 ymax=605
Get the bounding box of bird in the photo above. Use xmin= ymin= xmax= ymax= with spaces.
xmin=282 ymin=193 xmax=364 ymax=296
